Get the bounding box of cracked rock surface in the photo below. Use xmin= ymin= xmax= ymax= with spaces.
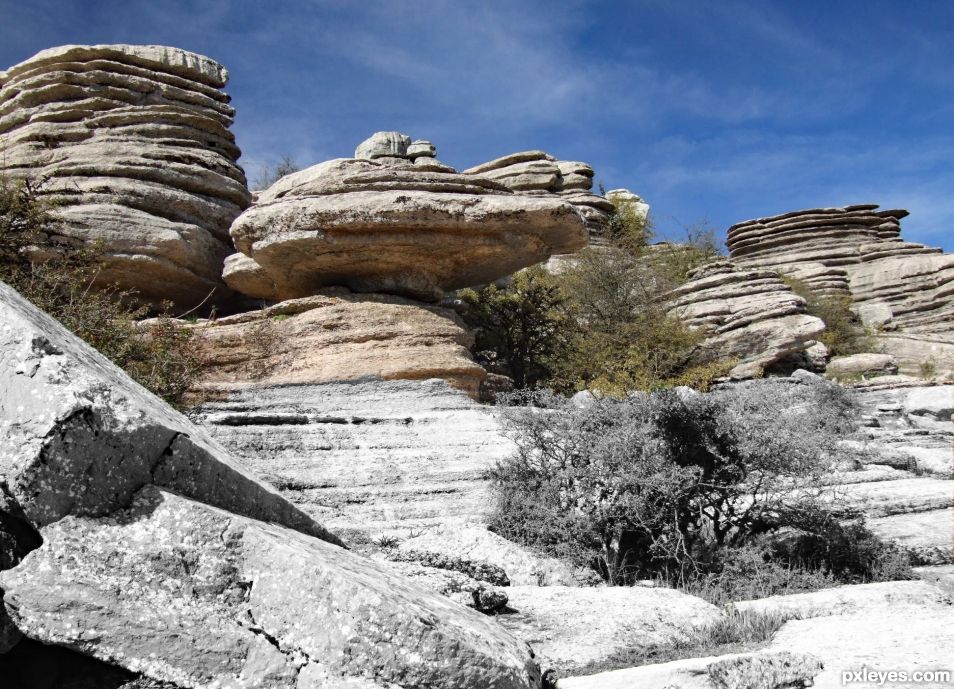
xmin=1 ymin=487 xmax=541 ymax=688
xmin=0 ymin=279 xmax=330 ymax=541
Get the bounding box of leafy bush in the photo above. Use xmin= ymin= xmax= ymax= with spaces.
xmin=490 ymin=378 xmax=859 ymax=584
xmin=0 ymin=176 xmax=201 ymax=408
xmin=783 ymin=276 xmax=873 ymax=356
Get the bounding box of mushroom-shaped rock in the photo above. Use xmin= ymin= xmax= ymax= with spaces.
xmin=0 ymin=44 xmax=251 ymax=311
xmin=228 ymin=140 xmax=588 ymax=302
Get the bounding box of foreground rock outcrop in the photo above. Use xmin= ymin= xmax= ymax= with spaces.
xmin=0 ymin=280 xmax=541 ymax=687
xmin=225 ymin=133 xmax=587 ymax=302
xmin=667 ymin=260 xmax=826 ymax=377
xmin=0 ymin=44 xmax=251 ymax=309
xmin=2 ymin=487 xmax=541 ymax=688
xmin=728 ymin=204 xmax=954 ymax=375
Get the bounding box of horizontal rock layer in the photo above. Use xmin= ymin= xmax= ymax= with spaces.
xmin=188 ymin=291 xmax=487 ymax=398
xmin=727 ymin=205 xmax=954 ymax=374
xmin=194 ymin=379 xmax=513 ymax=535
xmin=0 ymin=44 xmax=250 ymax=309
xmin=463 ymin=150 xmax=614 ymax=241
xmin=667 ymin=259 xmax=826 ymax=377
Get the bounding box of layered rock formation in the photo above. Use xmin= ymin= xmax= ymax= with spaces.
xmin=0 ymin=280 xmax=542 ymax=688
xmin=224 ymin=133 xmax=587 ymax=303
xmin=728 ymin=205 xmax=954 ymax=374
xmin=188 ymin=290 xmax=487 ymax=398
xmin=667 ymin=259 xmax=826 ymax=377
xmin=462 ymin=150 xmax=616 ymax=242
xmin=0 ymin=44 xmax=251 ymax=310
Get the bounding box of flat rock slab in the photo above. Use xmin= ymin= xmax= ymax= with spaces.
xmin=734 ymin=580 xmax=952 ymax=618
xmin=767 ymin=604 xmax=954 ymax=688
xmin=1 ymin=487 xmax=541 ymax=689
xmin=496 ymin=585 xmax=721 ymax=674
xmin=867 ymin=508 xmax=954 ymax=565
xmin=558 ymin=650 xmax=823 ymax=689
xmin=396 ymin=526 xmax=581 ymax=587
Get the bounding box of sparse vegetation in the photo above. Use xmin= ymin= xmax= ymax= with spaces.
xmin=0 ymin=175 xmax=201 ymax=408
xmin=572 ymin=606 xmax=799 ymax=675
xmin=783 ymin=276 xmax=873 ymax=356
xmin=251 ymin=155 xmax=300 ymax=190
xmin=491 ymin=377 xmax=910 ymax=597
xmin=460 ymin=203 xmax=729 ymax=395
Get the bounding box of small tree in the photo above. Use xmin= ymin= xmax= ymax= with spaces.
xmin=491 ymin=377 xmax=859 ymax=584
xmin=459 ymin=267 xmax=572 ymax=389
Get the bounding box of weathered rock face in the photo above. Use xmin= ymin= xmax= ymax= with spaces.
xmin=0 ymin=280 xmax=328 ymax=540
xmin=462 ymin=151 xmax=615 ymax=242
xmin=727 ymin=205 xmax=954 ymax=375
xmin=2 ymin=487 xmax=541 ymax=689
xmin=226 ymin=135 xmax=587 ymax=302
xmin=0 ymin=280 xmax=543 ymax=687
xmin=188 ymin=289 xmax=487 ymax=398
xmin=843 ymin=381 xmax=953 ymax=565
xmin=0 ymin=44 xmax=251 ymax=310
xmin=193 ymin=378 xmax=514 ymax=535
xmin=667 ymin=259 xmax=826 ymax=377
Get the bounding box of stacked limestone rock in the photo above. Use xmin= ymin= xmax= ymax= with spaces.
xmin=667 ymin=259 xmax=826 ymax=377
xmin=0 ymin=44 xmax=250 ymax=309
xmin=463 ymin=150 xmax=616 ymax=241
xmin=728 ymin=205 xmax=954 ymax=374
xmin=224 ymin=132 xmax=587 ymax=303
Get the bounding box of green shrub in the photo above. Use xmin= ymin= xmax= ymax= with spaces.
xmin=490 ymin=378 xmax=859 ymax=584
xmin=783 ymin=276 xmax=873 ymax=356
xmin=0 ymin=176 xmax=201 ymax=409
xmin=458 ymin=205 xmax=728 ymax=394
xmin=459 ymin=267 xmax=572 ymax=389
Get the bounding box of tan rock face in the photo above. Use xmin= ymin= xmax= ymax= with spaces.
xmin=727 ymin=204 xmax=954 ymax=375
xmin=189 ymin=290 xmax=487 ymax=397
xmin=463 ymin=150 xmax=615 ymax=242
xmin=227 ymin=141 xmax=588 ymax=302
xmin=667 ymin=259 xmax=826 ymax=377
xmin=0 ymin=44 xmax=250 ymax=310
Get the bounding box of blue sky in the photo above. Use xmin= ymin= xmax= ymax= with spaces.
xmin=3 ymin=0 xmax=953 ymax=250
